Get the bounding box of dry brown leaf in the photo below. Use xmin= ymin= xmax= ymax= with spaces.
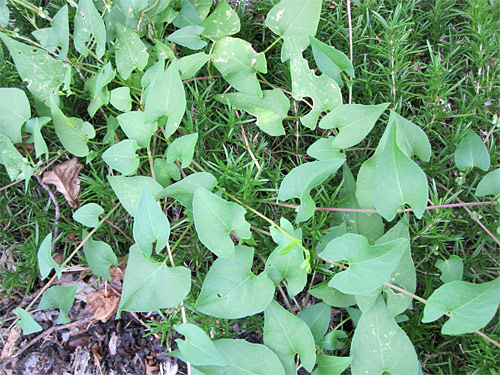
xmin=0 ymin=325 xmax=21 ymax=361
xmin=42 ymin=158 xmax=83 ymax=208
xmin=109 ymin=265 xmax=125 ymax=281
xmin=85 ymin=290 xmax=120 ymax=323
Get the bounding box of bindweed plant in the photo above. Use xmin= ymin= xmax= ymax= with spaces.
xmin=1 ymin=0 xmax=499 ymax=373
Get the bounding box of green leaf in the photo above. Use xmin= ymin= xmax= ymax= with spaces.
xmin=193 ymin=339 xmax=285 ymax=375
xmin=133 ymin=185 xmax=171 ymax=257
xmin=103 ymin=115 xmax=120 ymax=145
xmin=110 ymin=87 xmax=132 ymax=112
xmin=312 ymin=355 xmax=352 ymax=375
xmin=215 ymin=89 xmax=289 ymax=136
xmin=37 ymin=233 xmax=62 ymax=280
xmin=290 ymin=52 xmax=342 ymax=129
xmin=0 ymin=0 xmax=9 ymax=27
xmin=265 ymin=0 xmax=322 ymax=62
xmin=13 ymin=308 xmax=42 ymax=335
xmin=38 ymin=285 xmax=77 ymax=324
xmin=373 ymin=120 xmax=428 ymax=220
xmin=309 ymin=282 xmax=356 ymax=308
xmin=310 ymin=36 xmax=354 ymax=85
xmin=319 ymin=233 xmax=408 ymax=295
xmin=173 ymin=0 xmax=207 ymax=28
xmin=265 ymin=218 xmax=307 ymax=297
xmin=82 ymin=231 xmax=118 ymax=281
xmin=318 ymin=330 xmax=347 ymax=350
xmin=166 ymin=133 xmax=198 ymax=168
xmin=49 ymin=97 xmax=96 ymax=157
xmin=306 ymin=137 xmax=345 ymax=161
xmin=212 ymin=37 xmax=267 ymax=97
xmin=118 ymin=245 xmax=191 ymax=315
xmin=454 ymin=129 xmax=490 ymax=171
xmin=117 ymin=111 xmax=157 ymax=148
xmin=32 ymin=5 xmax=69 ymax=60
xmin=102 ymin=139 xmax=140 ymax=176
xmin=74 ymin=0 xmax=106 ymax=59
xmin=167 ymin=25 xmax=208 ymax=50
xmin=24 ymin=117 xmax=50 ymax=160
xmin=0 ymin=135 xmax=27 ymax=181
xmin=108 ymin=175 xmax=164 ymax=217
xmin=298 ymin=302 xmax=331 ymax=342
xmin=376 ymin=219 xmax=416 ymax=317
xmin=141 ymin=59 xmax=165 ymax=89
xmin=156 ymin=172 xmax=217 ymax=212
xmin=73 ymin=203 xmax=104 ymax=227
xmin=0 ymin=88 xmax=31 ymax=143
xmin=277 ymin=159 xmax=344 ymax=223
xmin=436 ymin=255 xmax=463 ymax=283
xmin=153 ymin=159 xmax=180 ymax=186
xmin=200 ymin=0 xmax=240 ymax=40
xmin=332 ymin=164 xmax=384 ymax=243
xmin=0 ymin=32 xmax=70 ymax=104
xmin=319 ymin=103 xmax=389 ymax=149
xmin=422 ymin=277 xmax=500 ymax=335
xmin=194 ymin=246 xmax=274 ymax=319
xmin=264 ymin=300 xmax=316 ymax=373
xmin=351 ymin=296 xmax=419 ymax=375
xmin=178 ymin=52 xmax=212 ymax=79
xmin=144 ymin=60 xmax=186 ymax=137
xmin=476 ymin=168 xmax=500 ymax=197
xmin=115 ymin=24 xmax=149 ymax=80
xmin=193 ymin=187 xmax=251 ymax=258
xmin=174 ymin=323 xmax=227 ymax=366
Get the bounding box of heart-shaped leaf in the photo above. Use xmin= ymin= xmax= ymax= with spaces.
xmin=166 ymin=133 xmax=198 ymax=168
xmin=194 ymin=246 xmax=274 ymax=319
xmin=436 ymin=256 xmax=463 ymax=283
xmin=108 ymin=176 xmax=163 ymax=217
xmin=115 ymin=24 xmax=149 ymax=80
xmin=38 ymin=285 xmax=77 ymax=324
xmin=167 ymin=25 xmax=208 ymax=50
xmin=14 ymin=308 xmax=42 ymax=335
xmin=82 ymin=231 xmax=118 ymax=281
xmin=310 ymin=36 xmax=354 ymax=85
xmin=102 ymin=139 xmax=140 ymax=176
xmin=74 ymin=0 xmax=106 ymax=59
xmin=37 ymin=233 xmax=62 ymax=280
xmin=454 ymin=129 xmax=490 ymax=171
xmin=73 ymin=203 xmax=104 ymax=228
xmin=174 ymin=323 xmax=227 ymax=366
xmin=117 ymin=111 xmax=157 ymax=148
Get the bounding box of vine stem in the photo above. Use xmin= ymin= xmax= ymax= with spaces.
xmin=136 ymin=0 xmax=160 ymax=33
xmin=262 ymin=35 xmax=283 ymax=54
xmin=347 ymin=0 xmax=353 ymax=104
xmin=266 ymin=200 xmax=497 ymax=213
xmin=320 ymin=256 xmax=500 ymax=348
xmin=1 ymin=202 xmax=120 ymax=339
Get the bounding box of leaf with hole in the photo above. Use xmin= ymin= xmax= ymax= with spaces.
xmin=278 ymin=159 xmax=344 ymax=223
xmin=14 ymin=308 xmax=42 ymax=335
xmin=194 ymin=246 xmax=274 ymax=319
xmin=167 ymin=25 xmax=208 ymax=50
xmin=422 ymin=277 xmax=500 ymax=335
xmin=265 ymin=218 xmax=306 ymax=297
xmin=319 ymin=103 xmax=389 ymax=149
xmin=454 ymin=129 xmax=490 ymax=171
xmin=110 ymin=87 xmax=131 ymax=112
xmin=157 ymin=172 xmax=217 ymax=212
xmin=193 ymin=339 xmax=285 ymax=375
xmin=264 ymin=300 xmax=316 ymax=373
xmin=49 ymin=97 xmax=96 ymax=157
xmin=200 ymin=0 xmax=240 ymax=40
xmin=39 ymin=285 xmax=77 ymax=324
xmin=166 ymin=133 xmax=198 ymax=168
xmin=133 ymin=185 xmax=171 ymax=257
xmin=350 ymin=296 xmax=419 ymax=375
xmin=298 ymin=302 xmax=330 ymax=343
xmin=37 ymin=233 xmax=62 ymax=280
xmin=193 ymin=187 xmax=251 ymax=258
xmin=0 ymin=32 xmax=70 ymax=103
xmin=117 ymin=111 xmax=157 ymax=148
xmin=73 ymin=203 xmax=104 ymax=228
xmin=118 ymin=245 xmax=191 ymax=316
xmin=144 ymin=60 xmax=186 ymax=137
xmin=212 ymin=37 xmax=267 ymax=97
xmin=436 ymin=255 xmax=463 ymax=283
xmin=215 ymin=89 xmax=289 ymax=136
xmin=0 ymin=88 xmax=30 ymax=144
xmin=310 ymin=36 xmax=354 ymax=86
xmin=102 ymin=139 xmax=140 ymax=176
xmin=115 ymin=24 xmax=149 ymax=80
xmin=174 ymin=323 xmax=227 ymax=366
xmin=265 ymin=0 xmax=322 ymax=62
xmin=74 ymin=0 xmax=106 ymax=59
xmin=290 ymin=52 xmax=342 ymax=129
xmin=319 ymin=233 xmax=408 ymax=295
xmin=82 ymin=231 xmax=118 ymax=281
xmin=32 ymin=5 xmax=69 ymax=60
xmin=108 ymin=175 xmax=164 ymax=217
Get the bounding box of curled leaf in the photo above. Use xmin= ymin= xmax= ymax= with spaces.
xmin=42 ymin=157 xmax=83 ymax=208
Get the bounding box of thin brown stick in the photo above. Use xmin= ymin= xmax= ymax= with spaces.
xmin=105 ymin=218 xmax=134 ymax=243
xmin=240 ymin=124 xmax=261 ymax=171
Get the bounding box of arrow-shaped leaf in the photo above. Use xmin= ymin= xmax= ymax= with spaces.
xmin=200 ymin=0 xmax=240 ymax=40
xmin=37 ymin=233 xmax=62 ymax=280
xmin=14 ymin=308 xmax=42 ymax=335
xmin=310 ymin=36 xmax=354 ymax=85
xmin=174 ymin=323 xmax=227 ymax=366
xmin=38 ymin=285 xmax=77 ymax=324
xmin=115 ymin=24 xmax=149 ymax=80
xmin=454 ymin=129 xmax=490 ymax=171
xmin=82 ymin=230 xmax=118 ymax=281
xmin=102 ymin=139 xmax=140 ymax=176
xmin=74 ymin=0 xmax=106 ymax=58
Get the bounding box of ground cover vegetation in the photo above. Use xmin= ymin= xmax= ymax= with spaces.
xmin=0 ymin=0 xmax=499 ymax=373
